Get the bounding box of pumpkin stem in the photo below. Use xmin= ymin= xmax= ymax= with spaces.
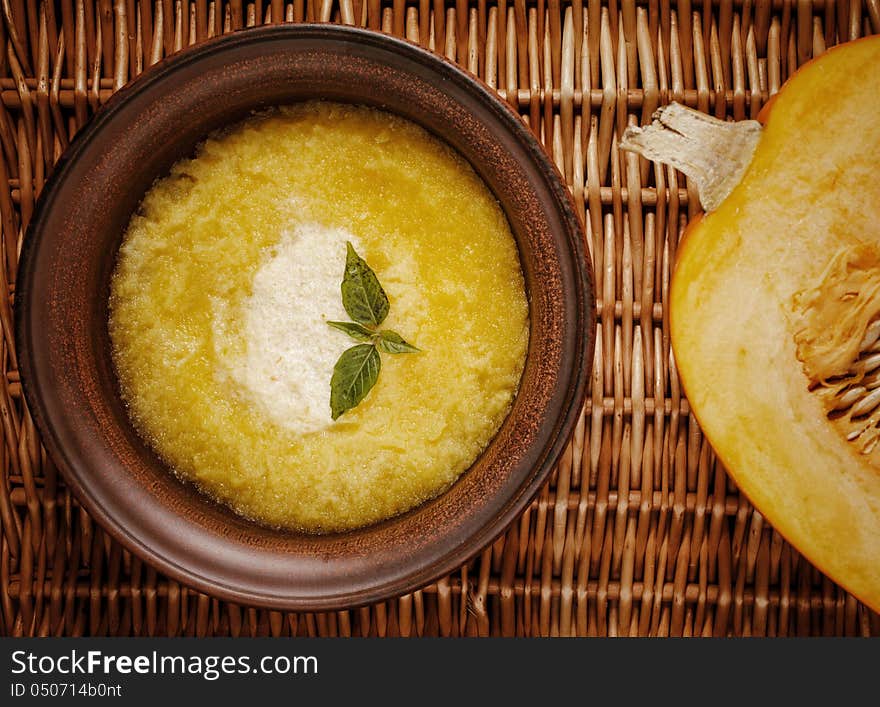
xmin=620 ymin=103 xmax=762 ymax=212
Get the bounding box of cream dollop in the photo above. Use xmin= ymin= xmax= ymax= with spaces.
xmin=218 ymin=222 xmax=361 ymax=434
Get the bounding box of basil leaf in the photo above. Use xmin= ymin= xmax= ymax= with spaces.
xmin=376 ymin=329 xmax=420 ymax=354
xmin=340 ymin=242 xmax=390 ymax=327
xmin=327 ymin=320 xmax=374 ymax=342
xmin=330 ymin=344 xmax=381 ymax=420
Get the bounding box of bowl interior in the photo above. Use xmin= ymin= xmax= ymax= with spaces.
xmin=17 ymin=24 xmax=593 ymax=610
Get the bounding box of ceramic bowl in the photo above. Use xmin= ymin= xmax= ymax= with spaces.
xmin=16 ymin=24 xmax=594 ymax=610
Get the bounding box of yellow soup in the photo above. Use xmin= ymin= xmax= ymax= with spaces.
xmin=109 ymin=102 xmax=529 ymax=532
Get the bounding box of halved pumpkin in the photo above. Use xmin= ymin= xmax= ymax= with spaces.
xmin=622 ymin=37 xmax=880 ymax=610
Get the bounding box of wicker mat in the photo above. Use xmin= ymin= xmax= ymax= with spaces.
xmin=1 ymin=0 xmax=878 ymax=637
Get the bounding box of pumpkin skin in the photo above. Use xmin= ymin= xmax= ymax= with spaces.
xmin=670 ymin=37 xmax=880 ymax=611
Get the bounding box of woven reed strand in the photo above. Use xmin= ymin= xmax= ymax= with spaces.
xmin=1 ymin=0 xmax=879 ymax=637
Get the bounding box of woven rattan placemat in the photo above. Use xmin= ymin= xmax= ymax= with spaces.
xmin=1 ymin=0 xmax=878 ymax=637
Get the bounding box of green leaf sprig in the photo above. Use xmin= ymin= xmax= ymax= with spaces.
xmin=328 ymin=243 xmax=420 ymax=420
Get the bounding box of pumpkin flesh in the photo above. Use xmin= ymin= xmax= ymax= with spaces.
xmin=670 ymin=37 xmax=880 ymax=610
